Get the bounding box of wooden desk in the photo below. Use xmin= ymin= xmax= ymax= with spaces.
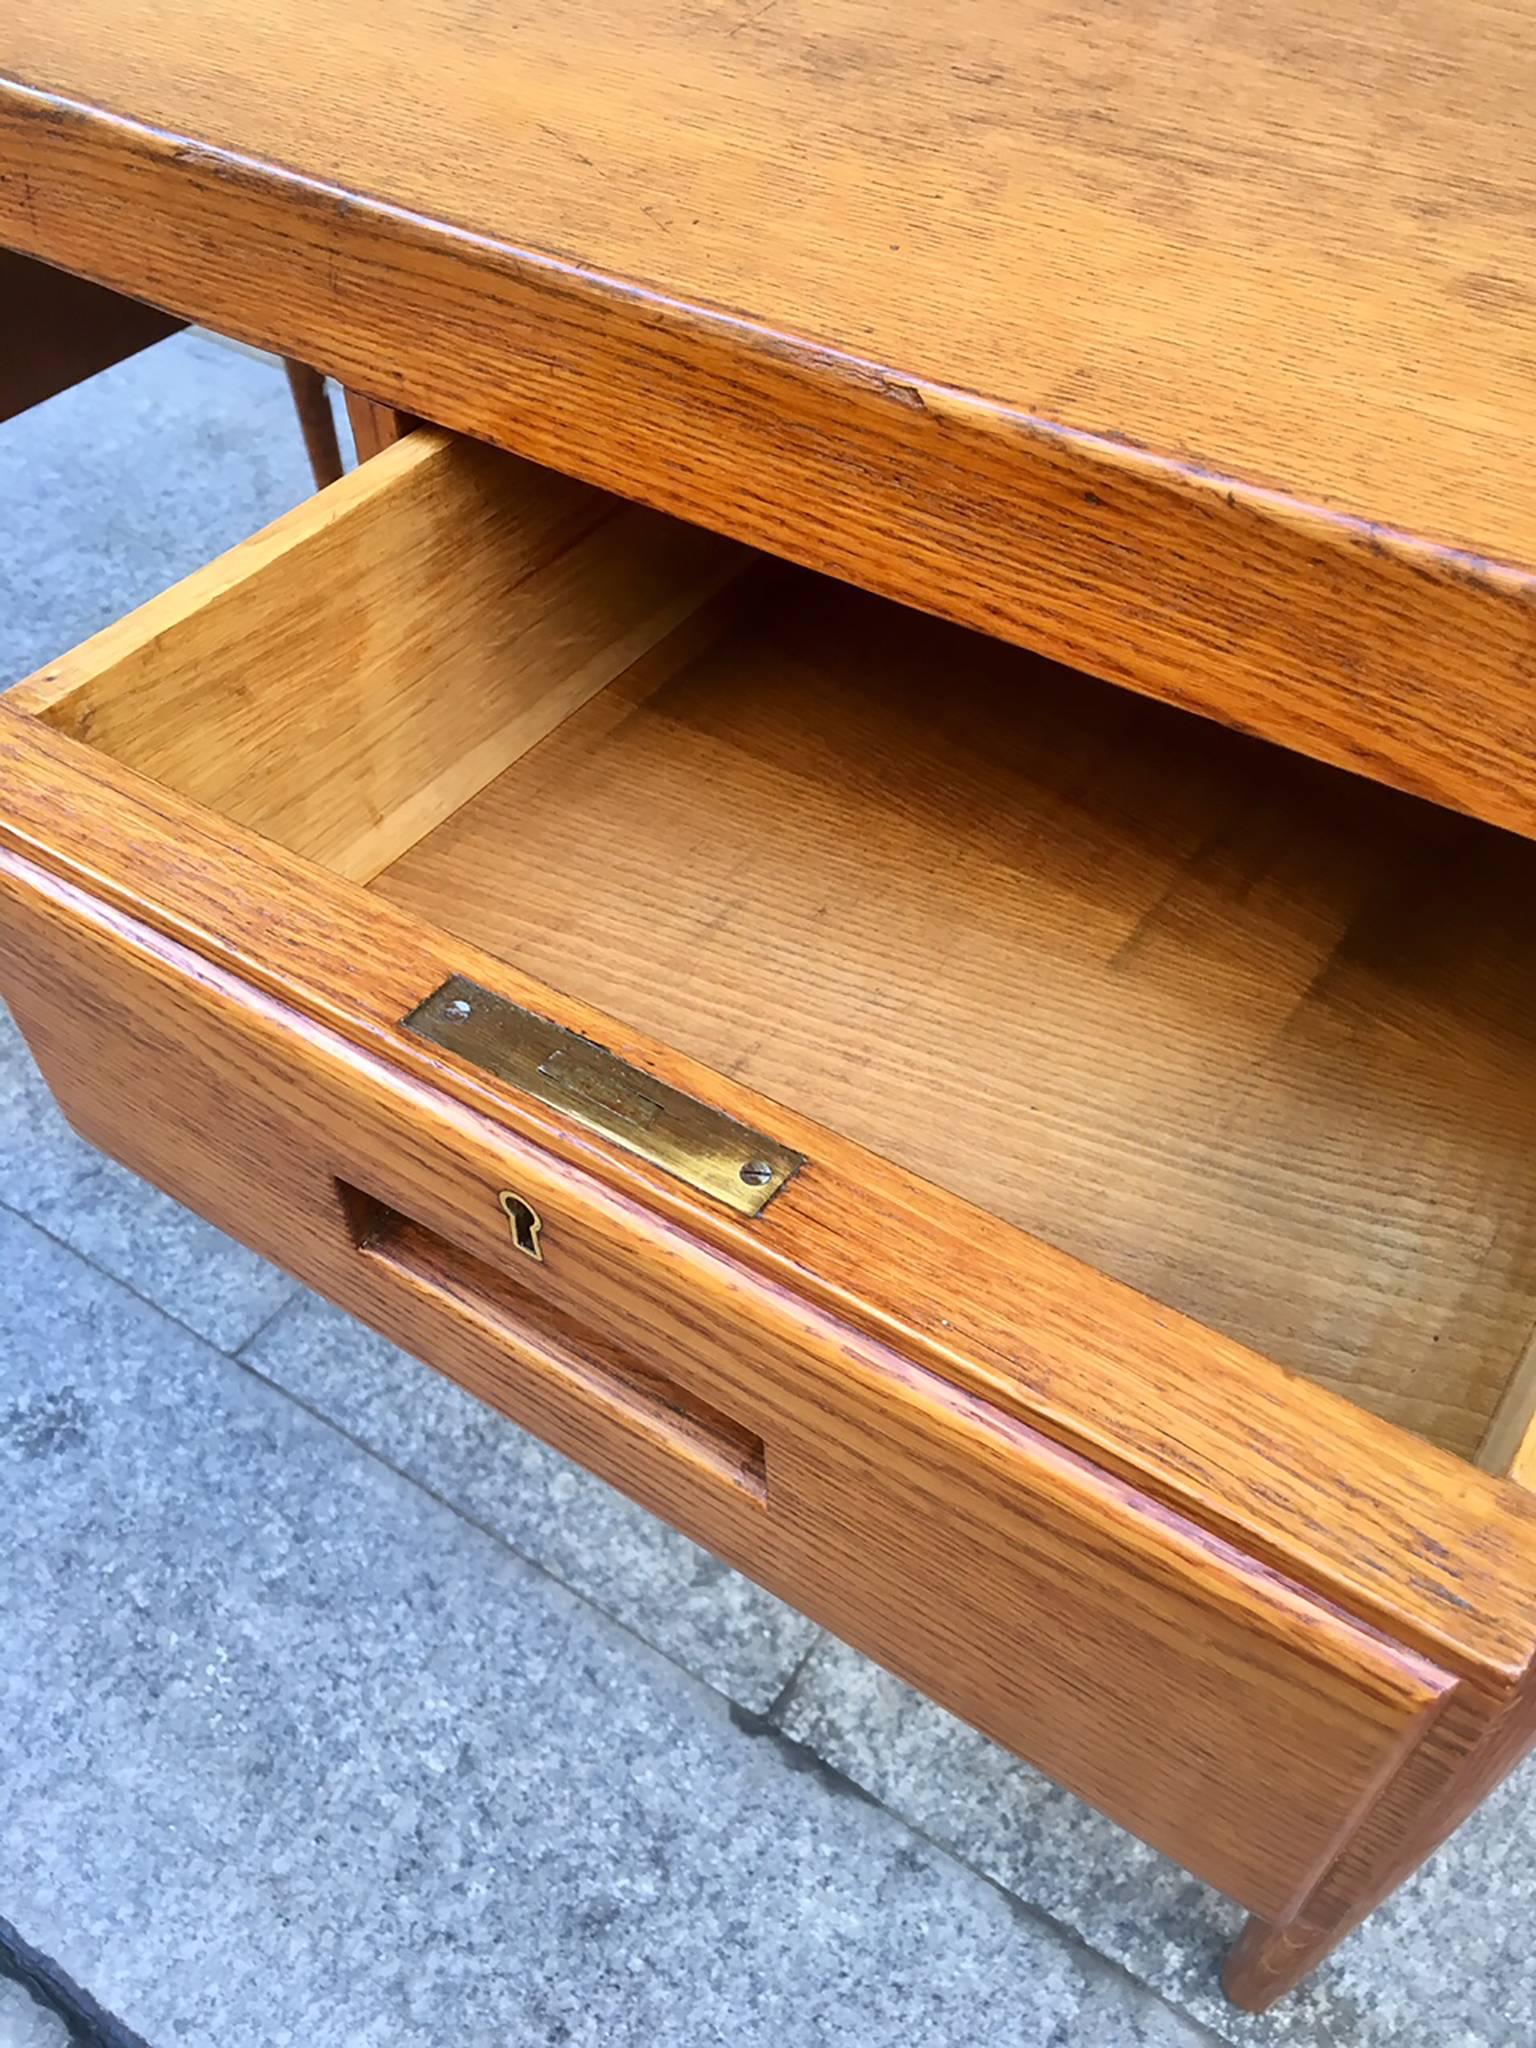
xmin=3 ymin=1 xmax=1535 ymax=2012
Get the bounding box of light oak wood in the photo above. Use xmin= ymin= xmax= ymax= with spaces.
xmin=3 ymin=8 xmax=1536 ymax=837
xmin=12 ymin=432 xmax=744 ymax=883
xmin=1478 ymin=1329 xmax=1536 ymax=1480
xmin=5 ymin=701 xmax=1533 ymax=1694
xmin=1502 ymin=1359 xmax=1536 ymax=1493
xmin=22 ymin=428 xmax=1536 ymax=1459
xmin=11 ymin=433 xmax=1536 ymax=1663
xmin=343 ymin=388 xmax=413 ymax=463
xmin=8 ymin=607 xmax=1536 ymax=2006
xmin=4 ymin=0 xmax=1529 ymax=565
xmin=8 ymin=0 xmax=1536 ymax=2008
xmin=283 ymin=358 xmax=343 ymax=488
xmin=343 ymin=1185 xmax=772 ymax=1506
xmin=1226 ymin=1671 xmax=1536 ymax=2007
xmin=0 ymin=782 xmax=1467 ymax=1926
xmin=368 ymin=564 xmax=1536 ymax=1463
xmin=7 ymin=420 xmax=1536 ymax=2012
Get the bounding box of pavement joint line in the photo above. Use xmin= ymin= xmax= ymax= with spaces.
xmin=0 ymin=1186 xmax=1229 ymax=2039
xmin=220 ymin=1345 xmax=1185 ymax=2022
xmin=227 ymin=1340 xmax=810 ymax=1717
xmin=225 ymin=1277 xmax=306 ymax=1359
xmin=0 ymin=1187 xmax=287 ymax=1359
xmin=758 ymin=1640 xmax=820 ymax=1727
xmin=0 ymin=1180 xmax=811 ymax=1726
xmin=723 ymin=1702 xmax=1231 ymax=2043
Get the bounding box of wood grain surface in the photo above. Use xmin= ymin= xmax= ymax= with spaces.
xmin=342 ymin=388 xmax=413 ymax=463
xmin=1226 ymin=1668 xmax=1536 ymax=2006
xmin=3 ymin=706 xmax=1536 ymax=1697
xmin=1477 ymin=1332 xmax=1536 ymax=1477
xmin=375 ymin=561 xmax=1536 ymax=1462
xmin=0 ymin=824 xmax=1460 ymax=1922
xmin=3 ymin=9 xmax=1535 ymax=834
xmin=14 ymin=433 xmax=745 ymax=882
xmin=282 ymin=358 xmax=342 ymax=489
xmin=9 ymin=12 xmax=1536 ymax=1995
xmin=18 ymin=426 xmax=1536 ymax=1460
xmin=4 ymin=0 xmax=1531 ymax=563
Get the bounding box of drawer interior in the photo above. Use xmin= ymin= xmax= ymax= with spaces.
xmin=16 ymin=432 xmax=1536 ymax=1469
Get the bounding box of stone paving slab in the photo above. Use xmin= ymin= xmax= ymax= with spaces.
xmin=0 ymin=1980 xmax=68 ymax=2048
xmin=0 ymin=1009 xmax=297 ymax=1352
xmin=242 ymin=1290 xmax=822 ymax=1713
xmin=0 ymin=1203 xmax=1212 ymax=2048
xmin=778 ymin=1636 xmax=1535 ymax=2048
xmin=0 ymin=328 xmax=315 ymax=688
xmin=0 ymin=326 xmax=317 ymax=1356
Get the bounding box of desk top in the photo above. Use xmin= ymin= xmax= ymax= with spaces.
xmin=3 ymin=0 xmax=1534 ymax=829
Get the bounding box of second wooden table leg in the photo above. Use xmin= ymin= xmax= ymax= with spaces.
xmin=284 ymin=359 xmax=344 ymax=486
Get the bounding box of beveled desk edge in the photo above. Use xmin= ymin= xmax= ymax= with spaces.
xmin=3 ymin=76 xmax=1535 ymax=845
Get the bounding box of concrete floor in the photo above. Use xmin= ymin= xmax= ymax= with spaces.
xmin=2 ymin=333 xmax=1532 ymax=2047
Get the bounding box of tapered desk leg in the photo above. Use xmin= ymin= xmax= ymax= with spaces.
xmin=343 ymin=387 xmax=416 ymax=461
xmin=1224 ymin=1915 xmax=1338 ymax=2011
xmin=1225 ymin=1679 xmax=1536 ymax=2011
xmin=283 ymin=359 xmax=344 ymax=486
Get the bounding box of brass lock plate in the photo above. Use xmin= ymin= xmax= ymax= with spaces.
xmin=403 ymin=977 xmax=804 ymax=1217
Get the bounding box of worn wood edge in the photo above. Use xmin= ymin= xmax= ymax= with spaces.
xmin=2 ymin=706 xmax=1535 ymax=1687
xmin=5 ymin=77 xmax=1536 ymax=838
xmin=7 ymin=77 xmax=1527 ymax=583
xmin=1225 ymin=1662 xmax=1536 ymax=2004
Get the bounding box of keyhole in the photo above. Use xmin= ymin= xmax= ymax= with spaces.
xmin=498 ymin=1189 xmax=544 ymax=1261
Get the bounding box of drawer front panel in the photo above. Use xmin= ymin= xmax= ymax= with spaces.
xmin=0 ymin=846 xmax=1452 ymax=1922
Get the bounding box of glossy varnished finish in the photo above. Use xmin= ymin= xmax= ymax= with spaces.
xmin=7 ymin=431 xmax=1536 ymax=2010
xmin=0 ymin=735 xmax=1475 ymax=1924
xmin=1226 ymin=1672 xmax=1536 ymax=2006
xmin=19 ymin=431 xmax=1536 ymax=1486
xmin=3 ymin=8 xmax=1536 ymax=834
xmin=377 ymin=561 xmax=1536 ymax=1462
xmin=4 ymin=0 xmax=1532 ymax=562
xmin=8 ymin=439 xmax=1536 ymax=1680
xmin=6 ymin=694 xmax=1535 ymax=1691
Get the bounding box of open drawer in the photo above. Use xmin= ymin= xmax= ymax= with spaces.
xmin=5 ymin=430 xmax=1536 ymax=1990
